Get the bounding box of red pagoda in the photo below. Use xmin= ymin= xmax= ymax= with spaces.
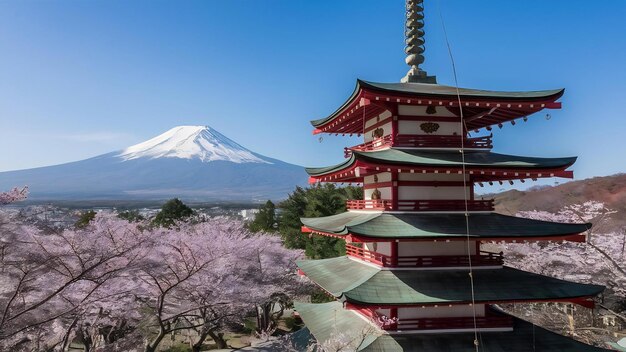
xmin=294 ymin=1 xmax=610 ymax=351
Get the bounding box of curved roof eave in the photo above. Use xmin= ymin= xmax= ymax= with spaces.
xmin=305 ymin=153 xmax=357 ymax=176
xmin=301 ymin=212 xmax=592 ymax=239
xmin=296 ymin=257 xmax=605 ymax=306
xmin=358 ymin=79 xmax=565 ymax=101
xmin=310 ymin=79 xmax=565 ymax=129
xmin=305 ymin=149 xmax=577 ymax=178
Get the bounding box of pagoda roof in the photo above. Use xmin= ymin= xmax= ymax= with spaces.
xmin=296 ymin=256 xmax=604 ymax=306
xmin=295 ymin=301 xmax=611 ymax=351
xmin=306 ymin=149 xmax=576 ymax=182
xmin=301 ymin=212 xmax=590 ymax=241
xmin=311 ymin=79 xmax=564 ymax=133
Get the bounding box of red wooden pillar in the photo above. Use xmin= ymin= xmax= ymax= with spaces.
xmin=391 ymin=115 xmax=398 ymax=145
xmin=391 ymin=171 xmax=399 ymax=210
xmin=390 ymin=240 xmax=399 ymax=267
xmin=389 ymin=103 xmax=399 ymax=146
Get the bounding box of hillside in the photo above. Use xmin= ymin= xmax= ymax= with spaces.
xmin=493 ymin=173 xmax=626 ymax=230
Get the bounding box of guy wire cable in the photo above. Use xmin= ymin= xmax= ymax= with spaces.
xmin=436 ymin=1 xmax=480 ymax=350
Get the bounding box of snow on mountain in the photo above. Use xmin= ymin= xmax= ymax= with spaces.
xmin=118 ymin=126 xmax=270 ymax=164
xmin=0 ymin=126 xmax=307 ymax=201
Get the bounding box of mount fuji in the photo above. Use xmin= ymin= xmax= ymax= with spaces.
xmin=0 ymin=126 xmax=308 ymax=201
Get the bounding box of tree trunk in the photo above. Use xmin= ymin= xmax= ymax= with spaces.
xmin=144 ymin=329 xmax=166 ymax=352
xmin=207 ymin=328 xmax=227 ymax=349
xmin=191 ymin=330 xmax=210 ymax=352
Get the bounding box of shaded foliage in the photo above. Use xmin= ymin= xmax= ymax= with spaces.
xmin=117 ymin=209 xmax=145 ymax=222
xmin=152 ymin=198 xmax=194 ymax=227
xmin=278 ymin=184 xmax=362 ymax=259
xmin=74 ymin=210 xmax=97 ymax=228
xmin=248 ymin=200 xmax=277 ymax=232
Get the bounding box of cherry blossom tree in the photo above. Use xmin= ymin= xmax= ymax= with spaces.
xmin=0 ymin=206 xmax=304 ymax=352
xmin=136 ymin=219 xmax=303 ymax=352
xmin=0 ymin=213 xmax=147 ymax=351
xmin=0 ymin=186 xmax=28 ymax=205
xmin=500 ymin=201 xmax=625 ymax=347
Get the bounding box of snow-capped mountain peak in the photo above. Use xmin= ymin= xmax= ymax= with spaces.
xmin=117 ymin=125 xmax=270 ymax=164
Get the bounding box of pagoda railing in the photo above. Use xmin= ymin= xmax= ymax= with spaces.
xmin=345 ymin=244 xmax=393 ymax=267
xmin=346 ymin=244 xmax=504 ymax=268
xmin=394 ymin=134 xmax=493 ymax=149
xmin=346 ymin=199 xmax=494 ymax=212
xmin=397 ymin=251 xmax=504 ymax=268
xmin=387 ymin=313 xmax=513 ymax=331
xmin=346 ymin=199 xmax=392 ymax=210
xmin=344 ymin=135 xmax=393 ymax=157
xmin=344 ymin=134 xmax=492 ymax=157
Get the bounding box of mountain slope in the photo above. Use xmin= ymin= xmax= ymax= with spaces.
xmin=118 ymin=126 xmax=269 ymax=163
xmin=0 ymin=126 xmax=308 ymax=201
xmin=494 ymin=173 xmax=626 ymax=230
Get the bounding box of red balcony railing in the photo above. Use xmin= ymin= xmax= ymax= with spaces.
xmin=397 ymin=199 xmax=495 ymax=211
xmin=346 ymin=199 xmax=393 ymax=210
xmin=345 ymin=244 xmax=392 ymax=266
xmin=395 ymin=134 xmax=493 ymax=149
xmin=389 ymin=313 xmax=513 ymax=331
xmin=346 ymin=199 xmax=494 ymax=212
xmin=344 ymin=135 xmax=392 ymax=157
xmin=344 ymin=134 xmax=492 ymax=157
xmin=346 ymin=244 xmax=504 ymax=268
xmin=397 ymin=251 xmax=504 ymax=268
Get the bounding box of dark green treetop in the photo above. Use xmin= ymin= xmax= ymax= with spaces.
xmin=278 ymin=184 xmax=362 ymax=259
xmin=152 ymin=198 xmax=194 ymax=228
xmin=248 ymin=200 xmax=277 ymax=232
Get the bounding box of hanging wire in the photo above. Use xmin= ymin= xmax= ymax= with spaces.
xmin=436 ymin=1 xmax=480 ymax=351
xmin=530 ymin=303 xmax=537 ymax=352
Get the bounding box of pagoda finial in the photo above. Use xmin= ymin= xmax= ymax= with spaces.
xmin=401 ymin=0 xmax=436 ymax=83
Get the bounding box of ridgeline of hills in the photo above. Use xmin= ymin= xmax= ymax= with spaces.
xmin=492 ymin=173 xmax=626 ymax=231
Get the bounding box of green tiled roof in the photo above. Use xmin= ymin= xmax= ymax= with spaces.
xmin=305 ymin=149 xmax=576 ymax=176
xmin=295 ymin=301 xmax=610 ymax=351
xmin=301 ymin=212 xmax=591 ymax=239
xmin=296 ymin=257 xmax=604 ymax=305
xmin=311 ymin=79 xmax=564 ymax=128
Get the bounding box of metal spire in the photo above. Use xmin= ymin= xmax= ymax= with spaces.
xmin=401 ymin=0 xmax=436 ymax=83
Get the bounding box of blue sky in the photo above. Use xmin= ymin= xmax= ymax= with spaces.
xmin=1 ymin=1 xmax=625 ymax=192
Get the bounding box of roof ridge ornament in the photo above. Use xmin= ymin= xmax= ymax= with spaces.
xmin=401 ymin=0 xmax=437 ymax=84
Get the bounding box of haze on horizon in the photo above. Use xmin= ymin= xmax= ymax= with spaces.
xmin=1 ymin=1 xmax=625 ymax=193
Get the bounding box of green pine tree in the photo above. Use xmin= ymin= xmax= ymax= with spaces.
xmin=278 ymin=184 xmax=362 ymax=259
xmin=152 ymin=198 xmax=194 ymax=228
xmin=248 ymin=200 xmax=277 ymax=232
xmin=75 ymin=210 xmax=97 ymax=228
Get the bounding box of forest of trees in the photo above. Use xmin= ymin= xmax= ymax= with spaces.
xmin=249 ymin=184 xmax=362 ymax=259
xmin=0 ymin=190 xmax=308 ymax=352
xmin=3 ymin=184 xmax=625 ymax=351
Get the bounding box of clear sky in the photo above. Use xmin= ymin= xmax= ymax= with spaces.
xmin=1 ymin=1 xmax=625 ymax=192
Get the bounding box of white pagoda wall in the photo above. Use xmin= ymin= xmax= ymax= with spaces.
xmin=363 ymin=172 xmax=473 ymax=202
xmin=397 ymin=173 xmax=470 ymax=201
xmin=397 ymin=241 xmax=477 ymax=257
xmin=398 ymin=186 xmax=469 ymax=201
xmin=364 ymin=187 xmax=392 ymax=201
xmin=364 ymin=111 xmax=392 ymax=143
xmin=398 ymin=120 xmax=462 ymax=136
xmin=397 ymin=105 xmax=462 ymax=136
xmin=398 ymin=105 xmax=457 ymax=117
xmin=363 ymin=172 xmax=392 ymax=201
xmin=363 ymin=242 xmax=392 ymax=257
